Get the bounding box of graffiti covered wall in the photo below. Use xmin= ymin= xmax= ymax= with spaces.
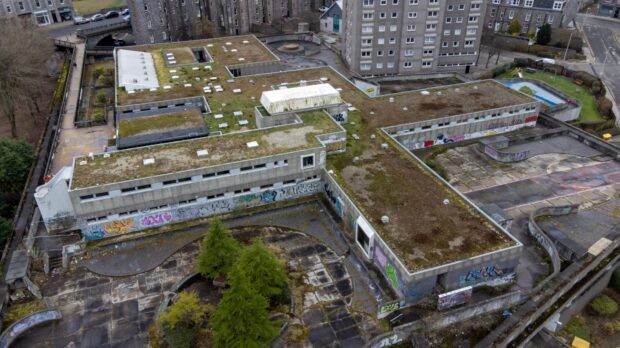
xmin=83 ymin=181 xmax=322 ymax=240
xmin=437 ymin=286 xmax=473 ymax=310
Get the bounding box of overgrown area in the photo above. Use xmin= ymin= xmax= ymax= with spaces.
xmin=149 ymin=219 xmax=290 ymax=347
xmin=80 ymin=59 xmax=115 ymax=123
xmin=559 ymin=268 xmax=620 ymax=347
xmin=72 ymin=0 xmax=126 ymax=15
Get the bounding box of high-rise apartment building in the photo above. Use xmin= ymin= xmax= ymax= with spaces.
xmin=342 ymin=0 xmax=486 ymax=76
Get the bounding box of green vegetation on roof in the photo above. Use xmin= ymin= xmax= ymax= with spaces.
xmin=118 ymin=109 xmax=205 ymax=138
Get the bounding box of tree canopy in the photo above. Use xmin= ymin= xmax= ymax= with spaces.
xmin=0 ymin=18 xmax=55 ymax=137
xmin=537 ymin=24 xmax=552 ymax=45
xmin=507 ymin=20 xmax=522 ymax=35
xmin=0 ymin=138 xmax=35 ymax=196
xmin=236 ymin=240 xmax=288 ymax=302
xmin=210 ymin=267 xmax=278 ymax=348
xmin=158 ymin=292 xmax=212 ymax=348
xmin=197 ymin=218 xmax=240 ymax=279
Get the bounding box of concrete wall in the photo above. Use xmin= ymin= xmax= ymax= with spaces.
xmin=384 ymin=101 xmax=540 ymax=149
xmin=227 ymin=61 xmax=288 ymax=78
xmin=82 ymin=178 xmax=323 ymax=239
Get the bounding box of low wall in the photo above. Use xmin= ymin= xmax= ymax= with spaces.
xmin=0 ymin=309 xmax=62 ymax=348
xmin=254 ymin=108 xmax=299 ymax=128
xmin=261 ymin=34 xmax=321 ymax=45
xmin=478 ymin=128 xmax=566 ymax=163
xmin=227 ymin=61 xmax=287 ymax=78
xmin=116 ymin=96 xmax=210 ymax=114
xmin=82 ymin=180 xmax=323 ymax=240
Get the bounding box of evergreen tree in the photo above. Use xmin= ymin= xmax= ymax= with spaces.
xmin=507 ymin=20 xmax=522 ymax=35
xmin=237 ymin=240 xmax=288 ymax=302
xmin=537 ymin=24 xmax=552 ymax=45
xmin=211 ymin=267 xmax=278 ymax=348
xmin=197 ymin=218 xmax=240 ymax=279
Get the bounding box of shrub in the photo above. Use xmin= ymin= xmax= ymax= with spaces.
xmin=97 ymin=92 xmax=107 ymax=104
xmin=492 ymin=65 xmax=508 ymax=78
xmin=94 ymin=67 xmax=105 ymax=78
xmin=610 ymin=267 xmax=620 ymax=292
xmin=96 ymin=74 xmax=111 ymax=87
xmin=158 ymin=292 xmax=213 ymax=348
xmin=519 ymin=86 xmax=535 ymax=96
xmin=573 ymin=71 xmax=599 ymax=87
xmin=0 ymin=138 xmax=35 ymax=196
xmin=561 ymin=315 xmax=588 ymax=340
xmin=603 ymin=322 xmax=615 ymax=336
xmin=597 ymin=97 xmax=613 ymax=118
xmin=425 ymin=158 xmax=448 ymax=180
xmin=91 ymin=112 xmax=105 ymax=122
xmin=197 ymin=218 xmax=240 ymax=279
xmin=590 ymin=294 xmax=618 ymax=316
xmin=537 ymin=24 xmax=552 ymax=45
xmin=507 ymin=20 xmax=522 ymax=35
xmin=592 ymin=81 xmax=605 ymax=97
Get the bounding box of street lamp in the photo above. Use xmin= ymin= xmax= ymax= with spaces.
xmin=563 ymin=30 xmax=576 ymax=61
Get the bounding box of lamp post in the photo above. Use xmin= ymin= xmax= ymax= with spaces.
xmin=563 ymin=30 xmax=575 ymax=61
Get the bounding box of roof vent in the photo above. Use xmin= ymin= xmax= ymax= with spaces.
xmin=246 ymin=141 xmax=259 ymax=148
xmin=143 ymin=158 xmax=155 ymax=166
xmin=381 ymin=143 xmax=389 ymax=150
xmin=79 ymin=160 xmax=87 ymax=166
xmin=421 ymin=90 xmax=430 ymax=96
xmin=389 ymin=97 xmax=394 ymax=103
xmin=88 ymin=152 xmax=94 ymax=160
xmin=196 ymin=149 xmax=209 ymax=157
xmin=381 ymin=215 xmax=390 ymax=224
xmin=103 ymin=153 xmax=110 ymax=158
xmin=443 ymin=199 xmax=450 ymax=205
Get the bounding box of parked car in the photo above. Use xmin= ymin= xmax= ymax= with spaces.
xmin=318 ymin=5 xmax=329 ymax=12
xmin=104 ymin=11 xmax=119 ymax=18
xmin=122 ymin=14 xmax=131 ymax=22
xmin=91 ymin=13 xmax=104 ymax=22
xmin=73 ymin=16 xmax=90 ymax=25
xmin=120 ymin=8 xmax=130 ymax=15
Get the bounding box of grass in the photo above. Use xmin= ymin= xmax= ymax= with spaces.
xmin=3 ymin=299 xmax=47 ymax=328
xmin=163 ymin=48 xmax=197 ymax=65
xmin=498 ymin=69 xmax=604 ymax=123
xmin=72 ymin=0 xmax=126 ymax=15
xmin=118 ymin=110 xmax=205 ymax=138
xmin=560 ymin=315 xmax=590 ymax=341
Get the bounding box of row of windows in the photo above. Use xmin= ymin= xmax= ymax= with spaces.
xmin=85 ymin=176 xmax=320 ymax=223
xmin=490 ymin=0 xmax=564 ymax=9
xmin=79 ymin=159 xmax=291 ymax=202
xmin=490 ymin=8 xmax=555 ymax=24
xmin=438 ymin=51 xmax=477 ymax=56
xmin=394 ymin=106 xmax=538 ymax=135
xmin=4 ymin=0 xmax=61 ymax=13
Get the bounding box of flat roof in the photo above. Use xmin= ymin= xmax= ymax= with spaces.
xmin=117 ymin=49 xmax=159 ymax=91
xmin=75 ymin=35 xmax=530 ymax=270
xmin=71 ymin=111 xmax=341 ymax=189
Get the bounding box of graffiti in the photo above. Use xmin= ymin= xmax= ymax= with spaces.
xmin=378 ymin=301 xmax=401 ymax=315
xmin=374 ymin=245 xmax=387 ymax=268
xmin=140 ymin=212 xmax=172 ymax=227
xmin=373 ymin=245 xmax=401 ymax=291
xmin=372 ymin=333 xmax=405 ymax=348
xmin=437 ymin=286 xmax=473 ymax=310
xmin=324 ymin=185 xmax=345 ymax=217
xmin=385 ymin=263 xmax=399 ymax=289
xmin=82 ymin=181 xmax=321 ymax=240
xmin=435 ymin=133 xmax=466 ymax=145
xmin=459 ymin=265 xmax=505 ymax=287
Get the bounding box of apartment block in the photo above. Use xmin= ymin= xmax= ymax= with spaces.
xmin=342 ymin=0 xmax=486 ymax=76
xmin=0 ymin=0 xmax=72 ymax=25
xmin=485 ymin=0 xmax=578 ymax=32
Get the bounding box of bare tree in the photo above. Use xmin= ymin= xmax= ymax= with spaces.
xmin=0 ymin=18 xmax=55 ymax=138
xmin=476 ymin=30 xmax=504 ymax=69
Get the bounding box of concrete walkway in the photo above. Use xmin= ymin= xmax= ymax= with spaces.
xmin=50 ymin=37 xmax=114 ymax=175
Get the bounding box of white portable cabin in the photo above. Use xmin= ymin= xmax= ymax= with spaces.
xmin=260 ymin=83 xmax=342 ymax=114
xmin=117 ymin=49 xmax=160 ymax=91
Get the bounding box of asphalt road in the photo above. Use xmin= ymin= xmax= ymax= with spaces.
xmin=575 ymin=14 xmax=620 ymax=109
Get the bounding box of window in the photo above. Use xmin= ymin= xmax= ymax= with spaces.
xmin=379 ymin=12 xmax=386 ymax=18
xmin=406 ymin=37 xmax=415 ymax=44
xmin=490 ymin=8 xmax=496 ymax=16
xmin=18 ymin=1 xmax=24 ymax=10
xmin=547 ymin=15 xmax=554 ymax=23
xmin=391 ymin=12 xmax=398 ymax=18
xmin=363 ymin=0 xmax=374 ymax=6
xmin=454 ymin=28 xmax=461 ymax=35
xmin=448 ymin=4 xmax=454 ymax=10
xmin=426 ymin=23 xmax=437 ymax=31
xmin=393 ymin=0 xmax=399 ymax=3
xmin=466 ymin=28 xmax=477 ymax=35
xmin=356 ymin=224 xmax=371 ymax=256
xmin=456 ymin=16 xmax=463 ymax=23
xmin=35 ymin=0 xmax=40 ymax=6
xmin=389 ymin=24 xmax=397 ymax=31
xmin=408 ymin=11 xmax=417 ymax=18
xmin=453 ymin=41 xmax=460 ymax=47
xmin=422 ymin=61 xmax=432 ymax=67
xmin=446 ymin=17 xmax=452 ymax=23
xmin=537 ymin=14 xmax=543 ymax=22
xmin=380 ymin=0 xmax=387 ymax=4
xmin=553 ymin=1 xmax=564 ymax=9
xmin=376 ymin=63 xmax=384 ymax=69
xmin=404 ymin=61 xmax=413 ymax=68
xmin=361 ymin=51 xmax=372 ymax=57
xmin=379 ymin=25 xmax=386 ymax=32
xmin=388 ymin=49 xmax=395 ymax=55
xmin=404 ymin=49 xmax=414 ymax=56
xmin=387 ymin=62 xmax=395 ymax=68
xmin=524 ymin=0 xmax=533 ymax=6
xmin=407 ymin=24 xmax=416 ymax=31
xmin=511 ymin=0 xmax=519 ymax=5
xmin=363 ymin=12 xmax=374 ymax=20
xmin=377 ymin=50 xmax=384 ymax=56
xmin=442 ymin=41 xmax=448 ymax=47
xmin=362 ymin=25 xmax=374 ymax=33
xmin=362 ymin=38 xmax=373 ymax=46
xmin=508 ymin=10 xmax=515 ymax=19
xmin=471 ymin=3 xmax=481 ymax=9
xmin=458 ymin=4 xmax=465 ymax=10
xmin=424 ymin=36 xmax=435 ymax=44
xmin=468 ymin=16 xmax=478 ymax=22
xmin=301 ymin=154 xmax=315 ymax=169
xmin=429 ymin=0 xmax=438 ymax=3
xmin=361 ymin=63 xmax=371 ymax=71
xmin=444 ymin=29 xmax=450 ymax=35
xmin=389 ymin=37 xmax=396 ymax=43
xmin=378 ymin=38 xmax=385 ymax=44
xmin=465 ymin=40 xmax=474 ymax=47
xmin=423 ymin=49 xmax=433 ymax=55
xmin=409 ymin=0 xmax=418 ymax=4
xmin=428 ymin=10 xmax=438 ymax=17
xmin=493 ymin=0 xmax=500 ymax=3
xmin=525 ymin=11 xmax=532 ymax=21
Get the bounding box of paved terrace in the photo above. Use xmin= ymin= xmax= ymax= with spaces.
xmin=77 ymin=35 xmax=534 ymax=272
